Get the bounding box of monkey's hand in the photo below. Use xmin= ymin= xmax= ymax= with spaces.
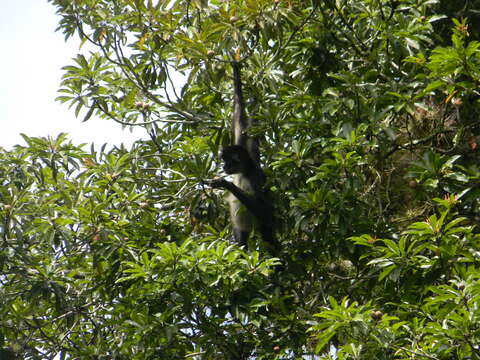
xmin=203 ymin=177 xmax=229 ymax=189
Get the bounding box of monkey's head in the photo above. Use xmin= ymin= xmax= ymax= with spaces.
xmin=220 ymin=145 xmax=253 ymax=175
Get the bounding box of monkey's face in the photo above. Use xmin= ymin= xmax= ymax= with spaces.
xmin=220 ymin=145 xmax=250 ymax=175
xmin=223 ymin=152 xmax=242 ymax=174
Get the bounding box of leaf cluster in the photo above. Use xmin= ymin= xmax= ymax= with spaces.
xmin=2 ymin=0 xmax=480 ymax=358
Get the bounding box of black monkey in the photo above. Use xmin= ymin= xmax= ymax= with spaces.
xmin=209 ymin=145 xmax=279 ymax=253
xmin=207 ymin=60 xmax=279 ymax=254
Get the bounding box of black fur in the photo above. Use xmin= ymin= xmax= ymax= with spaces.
xmin=210 ymin=146 xmax=279 ymax=254
xmin=207 ymin=61 xmax=280 ymax=254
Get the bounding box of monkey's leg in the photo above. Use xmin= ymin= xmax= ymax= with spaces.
xmin=259 ymin=223 xmax=280 ymax=255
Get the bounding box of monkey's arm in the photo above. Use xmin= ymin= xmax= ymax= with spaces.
xmin=231 ymin=61 xmax=260 ymax=164
xmin=220 ymin=180 xmax=280 ymax=253
xmin=205 ymin=178 xmax=280 ymax=253
xmin=206 ymin=178 xmax=268 ymax=220
xmin=232 ymin=61 xmax=248 ymax=148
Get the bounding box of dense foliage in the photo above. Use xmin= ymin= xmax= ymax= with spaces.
xmin=2 ymin=0 xmax=480 ymax=358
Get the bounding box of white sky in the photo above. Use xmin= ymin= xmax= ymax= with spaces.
xmin=0 ymin=1 xmax=145 ymax=150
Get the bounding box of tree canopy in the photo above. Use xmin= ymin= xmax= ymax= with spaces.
xmin=2 ymin=0 xmax=480 ymax=359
